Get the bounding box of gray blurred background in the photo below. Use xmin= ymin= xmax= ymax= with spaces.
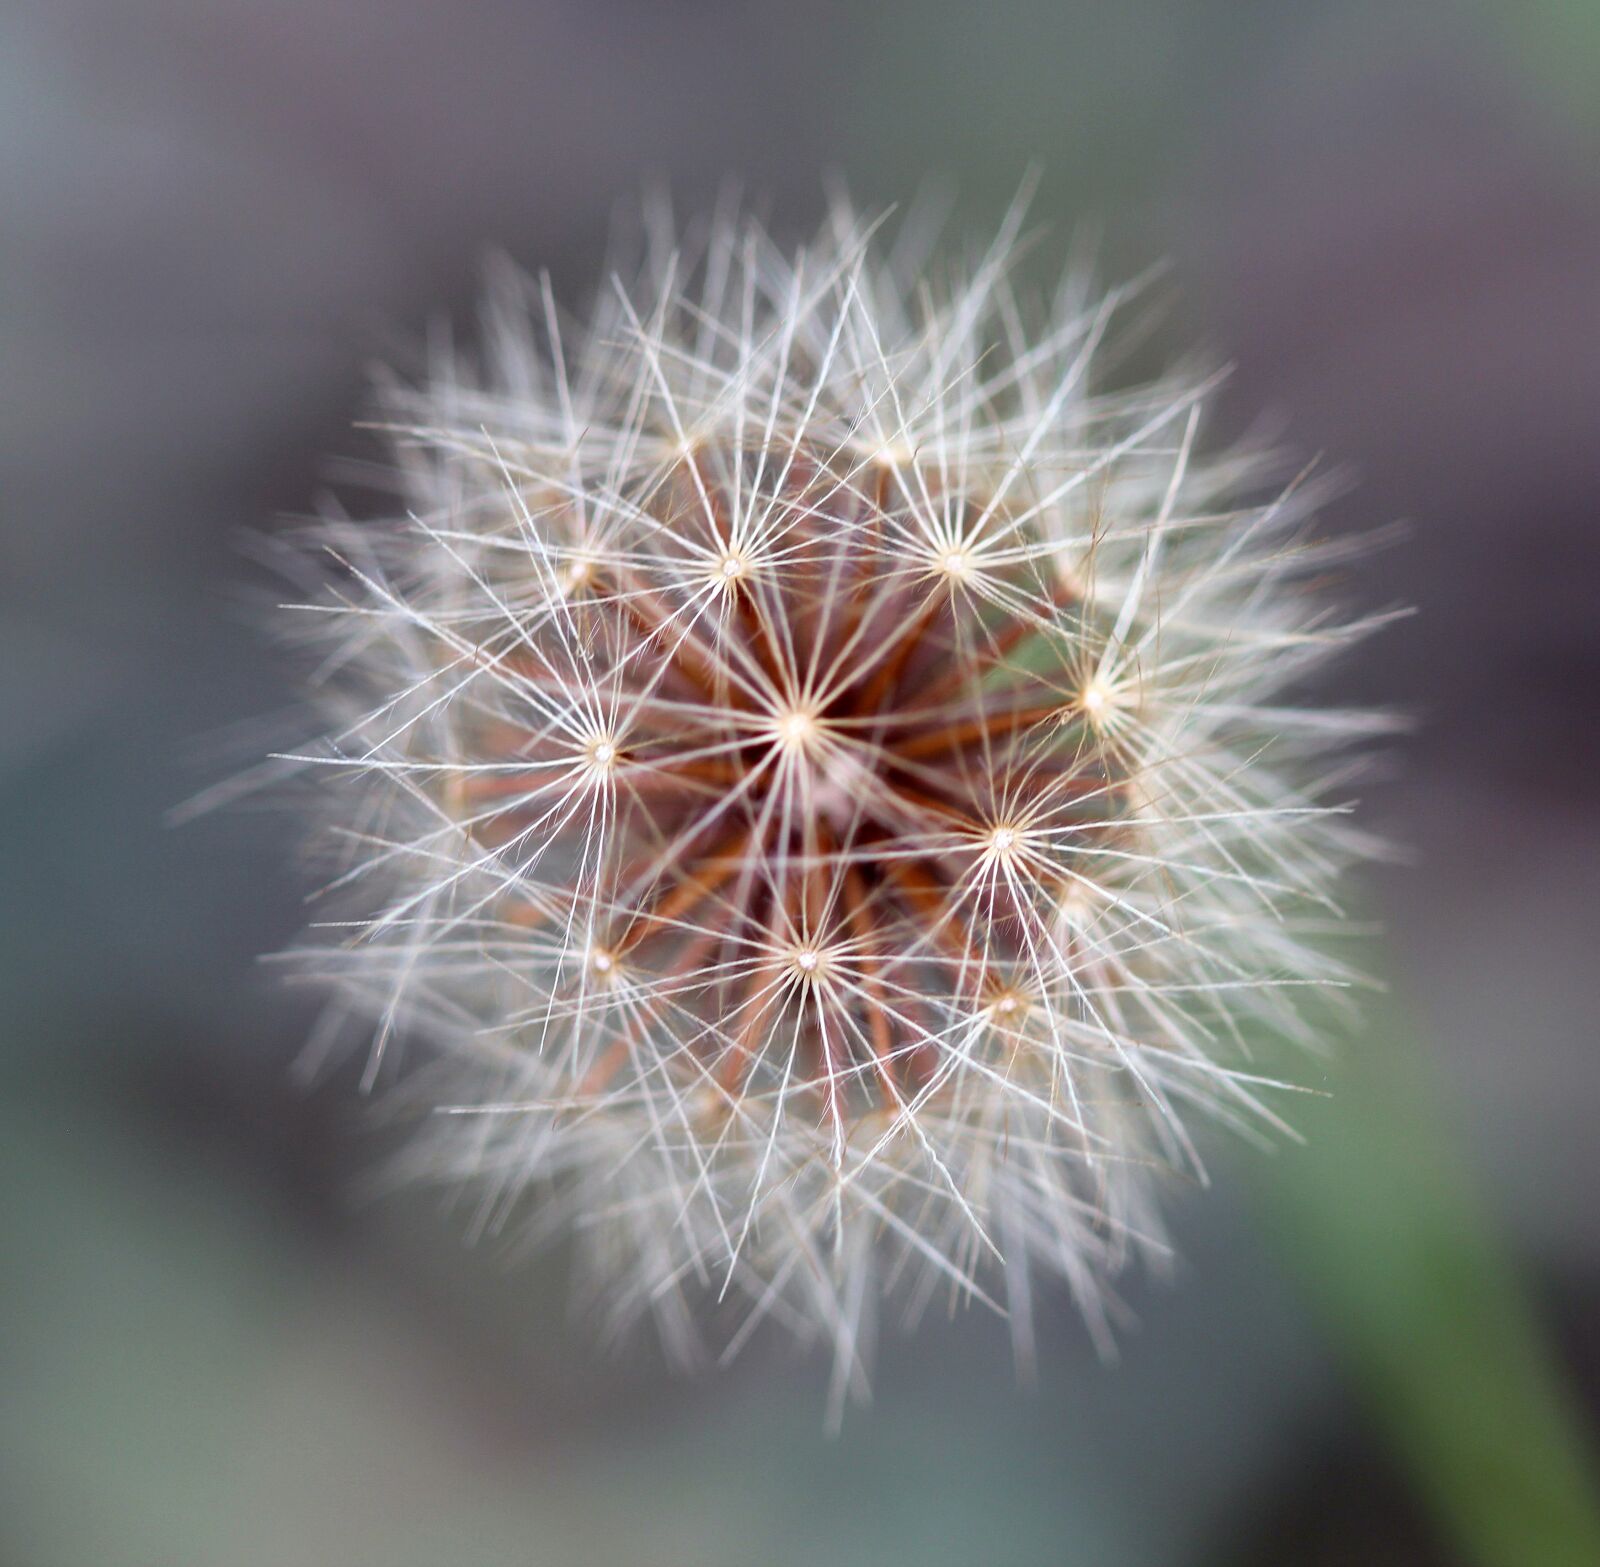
xmin=3 ymin=3 xmax=1598 ymax=1563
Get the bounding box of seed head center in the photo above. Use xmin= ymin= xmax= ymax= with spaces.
xmin=776 ymin=709 xmax=818 ymax=751
xmin=791 ymin=946 xmax=826 ymax=979
xmin=1080 ymin=679 xmax=1113 ymax=722
xmin=990 ymin=988 xmax=1027 ymax=1019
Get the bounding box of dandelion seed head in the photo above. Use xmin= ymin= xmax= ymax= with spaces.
xmin=277 ymin=194 xmax=1385 ymax=1416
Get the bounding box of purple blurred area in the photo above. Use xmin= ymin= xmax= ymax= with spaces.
xmin=2 ymin=3 xmax=1596 ymax=1563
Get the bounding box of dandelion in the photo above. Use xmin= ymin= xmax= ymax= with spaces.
xmin=276 ymin=195 xmax=1387 ymax=1421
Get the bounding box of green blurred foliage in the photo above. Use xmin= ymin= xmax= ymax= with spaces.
xmin=1256 ymin=999 xmax=1600 ymax=1567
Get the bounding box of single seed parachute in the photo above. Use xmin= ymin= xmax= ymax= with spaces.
xmin=277 ymin=198 xmax=1387 ymax=1416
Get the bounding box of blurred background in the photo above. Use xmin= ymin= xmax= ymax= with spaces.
xmin=3 ymin=2 xmax=1598 ymax=1563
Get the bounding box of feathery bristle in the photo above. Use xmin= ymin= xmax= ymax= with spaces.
xmin=275 ymin=196 xmax=1386 ymax=1420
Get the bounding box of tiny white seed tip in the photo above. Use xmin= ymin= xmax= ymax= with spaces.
xmin=1080 ymin=680 xmax=1112 ymax=720
xmin=776 ymin=710 xmax=816 ymax=749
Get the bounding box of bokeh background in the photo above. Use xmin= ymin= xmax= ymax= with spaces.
xmin=3 ymin=3 xmax=1598 ymax=1563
